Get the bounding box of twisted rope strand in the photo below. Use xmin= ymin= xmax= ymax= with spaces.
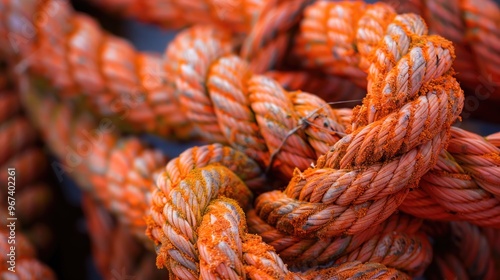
xmin=88 ymin=0 xmax=265 ymax=34
xmin=149 ymin=158 xmax=411 ymax=279
xmin=1 ymin=0 xmax=350 ymax=179
xmin=399 ymin=127 xmax=500 ymax=227
xmin=19 ymin=76 xmax=169 ymax=243
xmin=4 ymin=1 xmax=500 ymax=279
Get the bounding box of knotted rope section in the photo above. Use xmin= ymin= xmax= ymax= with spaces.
xmin=3 ymin=0 xmax=500 ymax=279
xmin=247 ymin=210 xmax=432 ymax=275
xmin=383 ymin=0 xmax=500 ymax=100
xmin=146 ymin=144 xmax=410 ymax=279
xmin=401 ymin=127 xmax=500 ymax=227
xmin=252 ymin=4 xmax=463 ymax=238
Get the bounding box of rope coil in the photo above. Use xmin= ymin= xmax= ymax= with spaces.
xmin=1 ymin=0 xmax=500 ymax=279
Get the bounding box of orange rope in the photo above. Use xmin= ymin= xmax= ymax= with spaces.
xmin=2 ymin=0 xmax=500 ymax=279
xmin=400 ymin=126 xmax=500 ymax=227
xmin=147 ymin=153 xmax=409 ymax=279
xmin=248 ymin=210 xmax=431 ymax=275
xmin=383 ymin=0 xmax=500 ymax=100
xmin=20 ymin=77 xmax=169 ymax=244
xmin=82 ymin=193 xmax=168 ymax=279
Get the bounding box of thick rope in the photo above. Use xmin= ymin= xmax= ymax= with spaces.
xmin=82 ymin=193 xmax=168 ymax=280
xmin=400 ymin=126 xmax=500 ymax=227
xmin=19 ymin=76 xmax=169 ymax=244
xmin=147 ymin=150 xmax=410 ymax=279
xmin=3 ymin=1 xmax=500 ymax=279
xmin=0 ymin=92 xmax=47 ymax=189
xmin=16 ymin=68 xmax=415 ymax=279
xmin=265 ymin=71 xmax=366 ymax=107
xmin=384 ymin=0 xmax=500 ymax=100
xmin=247 ymin=209 xmax=431 ymax=275
xmin=0 ymin=0 xmax=467 ymax=182
xmin=0 ymin=83 xmax=55 ymax=280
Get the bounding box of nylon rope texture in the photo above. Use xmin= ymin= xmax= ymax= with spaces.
xmin=0 ymin=0 xmax=499 ymax=279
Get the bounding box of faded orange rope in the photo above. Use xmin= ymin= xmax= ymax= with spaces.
xmin=20 ymin=77 xmax=169 ymax=244
xmin=0 ymin=0 xmax=463 ymax=180
xmin=400 ymin=126 xmax=500 ymax=227
xmin=383 ymin=0 xmax=500 ymax=100
xmin=3 ymin=1 xmax=500 ymax=279
xmin=146 ymin=147 xmax=410 ymax=279
xmin=0 ymin=84 xmax=55 ymax=280
xmin=247 ymin=210 xmax=431 ymax=275
xmin=81 ymin=193 xmax=168 ymax=280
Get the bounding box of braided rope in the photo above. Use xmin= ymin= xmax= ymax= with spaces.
xmin=88 ymin=0 xmax=264 ymax=34
xmin=88 ymin=0 xmax=500 ymax=99
xmin=265 ymin=71 xmax=366 ymax=106
xmin=15 ymin=63 xmax=409 ymax=279
xmin=0 ymin=0 xmax=470 ymax=184
xmin=248 ymin=209 xmax=431 ymax=275
xmin=147 ymin=151 xmax=410 ymax=279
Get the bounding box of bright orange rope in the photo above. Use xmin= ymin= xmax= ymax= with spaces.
xmin=1 ymin=0 xmax=500 ymax=279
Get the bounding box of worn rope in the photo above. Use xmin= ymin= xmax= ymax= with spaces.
xmin=19 ymin=76 xmax=169 ymax=244
xmin=0 ymin=85 xmax=55 ymax=280
xmin=88 ymin=0 xmax=500 ymax=98
xmin=400 ymin=126 xmax=500 ymax=227
xmin=146 ymin=147 xmax=410 ymax=279
xmin=19 ymin=78 xmax=414 ymax=278
xmin=383 ymin=0 xmax=500 ymax=100
xmin=0 ymin=0 xmax=466 ymax=181
xmin=88 ymin=0 xmax=265 ymax=34
xmin=247 ymin=209 xmax=431 ymax=275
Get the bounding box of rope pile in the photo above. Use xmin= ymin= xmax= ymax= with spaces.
xmin=1 ymin=0 xmax=499 ymax=279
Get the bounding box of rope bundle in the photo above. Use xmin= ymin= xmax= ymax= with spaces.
xmin=1 ymin=0 xmax=499 ymax=279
